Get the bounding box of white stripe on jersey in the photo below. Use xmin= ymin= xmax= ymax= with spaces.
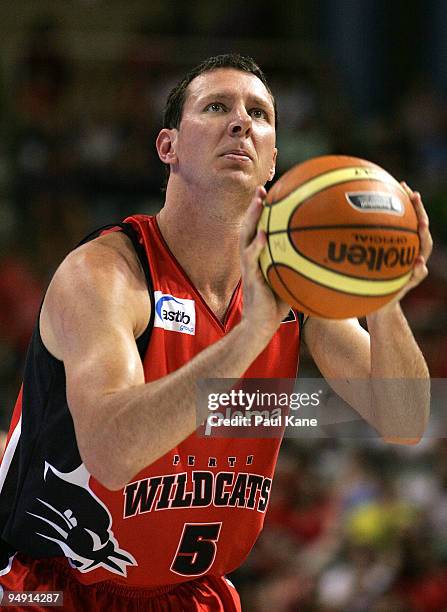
xmin=0 ymin=416 xmax=21 ymax=494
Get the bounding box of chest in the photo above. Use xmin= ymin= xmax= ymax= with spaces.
xmin=199 ymin=290 xmax=237 ymax=324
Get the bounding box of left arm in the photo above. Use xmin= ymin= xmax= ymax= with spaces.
xmin=303 ymin=186 xmax=432 ymax=444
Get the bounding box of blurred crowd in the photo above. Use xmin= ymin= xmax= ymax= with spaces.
xmin=232 ymin=438 xmax=447 ymax=611
xmin=0 ymin=9 xmax=446 ymax=611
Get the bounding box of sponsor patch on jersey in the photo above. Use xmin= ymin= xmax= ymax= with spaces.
xmin=154 ymin=292 xmax=196 ymax=335
xmin=346 ymin=192 xmax=404 ymax=215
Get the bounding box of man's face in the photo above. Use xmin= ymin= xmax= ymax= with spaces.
xmin=169 ymin=68 xmax=277 ymax=194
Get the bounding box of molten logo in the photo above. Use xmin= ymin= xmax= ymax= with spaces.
xmin=327 ymin=242 xmax=416 ymax=271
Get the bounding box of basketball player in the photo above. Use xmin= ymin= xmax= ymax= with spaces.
xmin=0 ymin=55 xmax=431 ymax=610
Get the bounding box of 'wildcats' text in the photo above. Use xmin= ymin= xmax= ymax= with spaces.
xmin=123 ymin=471 xmax=272 ymax=518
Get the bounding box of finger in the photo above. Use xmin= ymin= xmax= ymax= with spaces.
xmin=412 ymin=192 xmax=433 ymax=261
xmin=402 ymin=183 xmax=433 ymax=262
xmin=401 ymin=181 xmax=414 ymax=198
xmin=397 ymin=265 xmax=428 ymax=301
xmin=412 ymin=191 xmax=429 ymax=227
xmin=406 ymin=253 xmax=428 ymax=284
xmin=413 ymin=255 xmax=429 ymax=274
xmin=246 ymin=228 xmax=267 ymax=261
xmin=242 ymin=229 xmax=267 ymax=280
xmin=240 ymin=186 xmax=266 ymax=250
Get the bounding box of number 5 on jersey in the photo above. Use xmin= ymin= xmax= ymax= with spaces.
xmin=171 ymin=523 xmax=222 ymax=576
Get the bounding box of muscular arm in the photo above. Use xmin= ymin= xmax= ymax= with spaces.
xmin=41 ymin=189 xmax=289 ymax=490
xmin=304 ymin=186 xmax=431 ymax=443
xmin=303 ymin=311 xmax=429 ymax=443
xmin=366 ymin=302 xmax=430 ymax=442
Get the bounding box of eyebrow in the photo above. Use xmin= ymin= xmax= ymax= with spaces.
xmin=198 ymin=91 xmax=274 ymax=112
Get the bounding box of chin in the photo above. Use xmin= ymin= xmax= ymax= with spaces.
xmin=216 ymin=170 xmax=259 ymax=193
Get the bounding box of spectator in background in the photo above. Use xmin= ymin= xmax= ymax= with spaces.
xmin=14 ymin=16 xmax=71 ymax=122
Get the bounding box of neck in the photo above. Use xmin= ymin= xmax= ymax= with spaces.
xmin=156 ymin=178 xmax=252 ymax=298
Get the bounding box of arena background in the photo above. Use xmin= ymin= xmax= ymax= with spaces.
xmin=0 ymin=1 xmax=446 ymax=609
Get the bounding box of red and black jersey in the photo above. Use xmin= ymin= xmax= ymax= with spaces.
xmin=0 ymin=215 xmax=301 ymax=589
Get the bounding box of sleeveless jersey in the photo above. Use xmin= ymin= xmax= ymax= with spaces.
xmin=0 ymin=215 xmax=301 ymax=589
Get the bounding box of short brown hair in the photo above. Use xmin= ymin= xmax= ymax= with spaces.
xmin=163 ymin=53 xmax=277 ymax=130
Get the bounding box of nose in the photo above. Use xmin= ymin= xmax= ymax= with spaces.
xmin=227 ymin=106 xmax=252 ymax=137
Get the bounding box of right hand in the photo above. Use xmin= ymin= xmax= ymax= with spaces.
xmin=239 ymin=186 xmax=291 ymax=341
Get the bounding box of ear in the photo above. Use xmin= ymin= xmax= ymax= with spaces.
xmin=156 ymin=129 xmax=178 ymax=165
xmin=268 ymin=147 xmax=277 ymax=181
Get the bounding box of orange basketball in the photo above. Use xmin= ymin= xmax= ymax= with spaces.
xmin=258 ymin=155 xmax=419 ymax=318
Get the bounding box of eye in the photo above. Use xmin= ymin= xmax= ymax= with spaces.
xmin=250 ymin=108 xmax=268 ymax=120
xmin=205 ymin=102 xmax=226 ymax=113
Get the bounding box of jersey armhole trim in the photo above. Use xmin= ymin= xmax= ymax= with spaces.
xmin=36 ymin=222 xmax=155 ymax=364
xmin=118 ymin=222 xmax=155 ymax=360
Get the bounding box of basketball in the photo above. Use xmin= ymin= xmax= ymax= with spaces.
xmin=258 ymin=155 xmax=420 ymax=318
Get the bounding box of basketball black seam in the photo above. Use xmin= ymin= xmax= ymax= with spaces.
xmin=283 ymin=230 xmax=415 ymax=281
xmin=268 ymin=224 xmax=419 ymax=235
xmin=265 ymin=201 xmax=274 ymax=278
xmin=272 ymin=261 xmax=401 ymax=298
xmin=267 ymin=261 xmax=333 ymax=317
xmin=266 ymin=168 xmax=367 ymax=207
xmin=267 ymin=261 xmax=328 ymax=317
xmin=299 ymin=178 xmax=406 ymax=220
xmin=266 ymin=189 xmax=331 ymax=315
xmin=265 ymin=204 xmax=307 ymax=313
xmin=267 ymin=173 xmax=393 ymax=210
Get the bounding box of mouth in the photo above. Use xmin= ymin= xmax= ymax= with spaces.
xmin=221 ymin=149 xmax=252 ymax=162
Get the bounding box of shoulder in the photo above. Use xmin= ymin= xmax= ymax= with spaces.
xmin=54 ymin=231 xmax=146 ymax=290
xmin=67 ymin=230 xmax=144 ymax=279
xmin=47 ymin=230 xmax=148 ymax=308
xmin=40 ymin=230 xmax=150 ymax=359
